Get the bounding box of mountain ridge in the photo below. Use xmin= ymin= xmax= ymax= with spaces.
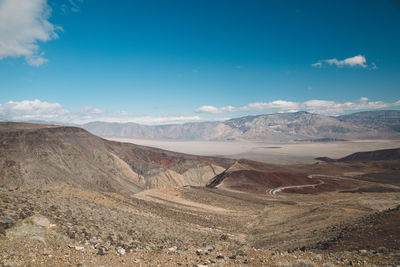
xmin=82 ymin=110 xmax=400 ymax=142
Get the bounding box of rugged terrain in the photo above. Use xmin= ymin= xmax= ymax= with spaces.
xmin=83 ymin=110 xmax=400 ymax=142
xmin=1 ymin=122 xmax=400 ymax=266
xmin=0 ymin=122 xmax=232 ymax=195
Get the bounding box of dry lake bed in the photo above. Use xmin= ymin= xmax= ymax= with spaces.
xmin=108 ymin=138 xmax=400 ymax=164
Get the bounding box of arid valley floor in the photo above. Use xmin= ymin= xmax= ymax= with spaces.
xmin=109 ymin=138 xmax=400 ymax=165
xmin=1 ymin=123 xmax=400 ymax=266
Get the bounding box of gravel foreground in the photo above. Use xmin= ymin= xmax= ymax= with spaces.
xmin=1 ymin=186 xmax=399 ymax=267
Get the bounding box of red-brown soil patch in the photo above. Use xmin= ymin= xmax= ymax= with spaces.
xmin=283 ymin=179 xmax=360 ymax=194
xmin=219 ymin=170 xmax=317 ymax=194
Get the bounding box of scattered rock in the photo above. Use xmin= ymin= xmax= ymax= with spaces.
xmin=168 ymin=246 xmax=178 ymax=253
xmin=196 ymin=249 xmax=203 ymax=255
xmin=97 ymin=246 xmax=107 ymax=256
xmin=116 ymin=247 xmax=125 ymax=255
xmin=207 ymin=258 xmax=216 ymax=264
xmin=359 ymin=249 xmax=368 ymax=256
xmin=68 ymin=245 xmax=85 ymax=251
xmin=42 ymin=249 xmax=51 ymax=256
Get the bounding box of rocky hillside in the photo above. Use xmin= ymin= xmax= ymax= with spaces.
xmin=82 ymin=110 xmax=400 ymax=142
xmin=0 ymin=122 xmax=233 ymax=195
xmin=337 ymin=110 xmax=400 ymax=133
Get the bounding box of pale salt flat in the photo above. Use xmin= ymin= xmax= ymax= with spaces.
xmin=108 ymin=138 xmax=400 ymax=165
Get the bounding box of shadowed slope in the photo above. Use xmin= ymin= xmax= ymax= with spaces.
xmin=316 ymin=147 xmax=400 ymax=162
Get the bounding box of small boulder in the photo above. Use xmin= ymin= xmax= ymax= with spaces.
xmin=117 ymin=247 xmax=125 ymax=255
xmin=30 ymin=215 xmax=50 ymax=228
xmin=168 ymin=246 xmax=177 ymax=253
xmin=68 ymin=245 xmax=85 ymax=251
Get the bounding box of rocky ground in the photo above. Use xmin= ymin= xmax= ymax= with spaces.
xmin=1 ymin=185 xmax=400 ymax=266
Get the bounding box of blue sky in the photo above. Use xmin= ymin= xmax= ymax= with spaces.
xmin=0 ymin=0 xmax=399 ymax=124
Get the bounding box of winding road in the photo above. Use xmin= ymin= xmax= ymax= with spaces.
xmin=268 ymin=178 xmax=324 ymax=197
xmin=268 ymin=173 xmax=400 ymax=198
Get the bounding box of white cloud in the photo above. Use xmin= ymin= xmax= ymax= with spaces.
xmin=0 ymin=99 xmax=68 ymax=121
xmin=0 ymin=99 xmax=202 ymax=125
xmin=312 ymin=55 xmax=370 ymax=68
xmin=92 ymin=116 xmax=202 ymax=125
xmin=311 ymin=62 xmax=322 ymax=68
xmin=195 ymin=97 xmax=400 ymax=116
xmin=194 ymin=106 xmax=220 ymax=114
xmin=2 ymin=98 xmax=399 ymax=126
xmin=0 ymin=0 xmax=60 ymax=66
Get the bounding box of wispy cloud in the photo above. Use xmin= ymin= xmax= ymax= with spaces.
xmin=68 ymin=0 xmax=83 ymax=13
xmin=195 ymin=98 xmax=400 ymax=115
xmin=0 ymin=0 xmax=61 ymax=66
xmin=312 ymin=55 xmax=371 ymax=68
xmin=79 ymin=106 xmax=104 ymax=115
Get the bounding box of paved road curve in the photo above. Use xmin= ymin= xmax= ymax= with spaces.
xmin=268 ymin=178 xmax=324 ymax=197
xmin=268 ymin=173 xmax=400 ymax=198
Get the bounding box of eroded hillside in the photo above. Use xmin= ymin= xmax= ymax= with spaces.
xmin=0 ymin=122 xmax=233 ymax=195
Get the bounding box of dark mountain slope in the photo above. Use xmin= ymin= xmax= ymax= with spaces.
xmin=337 ymin=147 xmax=400 ymax=162
xmin=316 ymin=147 xmax=400 ymax=162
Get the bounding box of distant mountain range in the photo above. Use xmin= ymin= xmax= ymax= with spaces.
xmin=82 ymin=110 xmax=400 ymax=142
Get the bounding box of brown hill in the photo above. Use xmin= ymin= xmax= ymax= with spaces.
xmin=316 ymin=147 xmax=400 ymax=162
xmin=207 ymin=159 xmax=318 ymax=194
xmin=0 ymin=122 xmax=233 ymax=195
xmin=337 ymin=147 xmax=400 ymax=162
